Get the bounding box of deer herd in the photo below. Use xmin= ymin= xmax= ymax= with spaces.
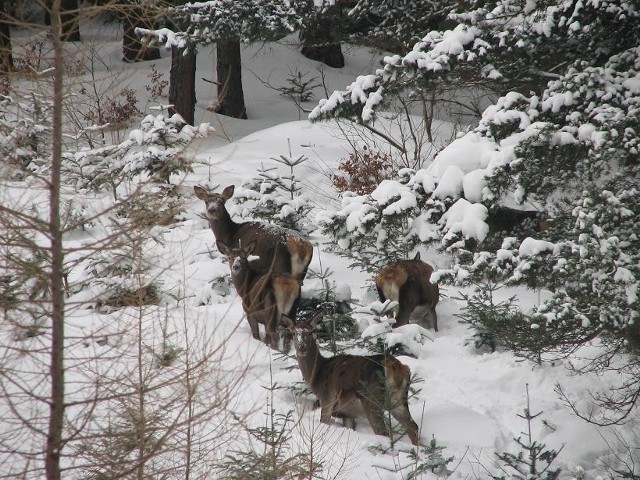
xmin=194 ymin=184 xmax=441 ymax=447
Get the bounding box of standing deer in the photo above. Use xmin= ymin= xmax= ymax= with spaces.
xmin=282 ymin=312 xmax=421 ymax=446
xmin=194 ymin=185 xmax=313 ymax=280
xmin=218 ymin=240 xmax=300 ymax=352
xmin=376 ymin=252 xmax=439 ymax=331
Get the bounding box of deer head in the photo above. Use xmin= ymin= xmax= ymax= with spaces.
xmin=193 ymin=184 xmax=234 ymax=223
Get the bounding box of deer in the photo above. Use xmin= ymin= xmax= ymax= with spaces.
xmin=218 ymin=240 xmax=300 ymax=352
xmin=376 ymin=252 xmax=439 ymax=331
xmin=193 ymin=185 xmax=313 ymax=281
xmin=281 ymin=312 xmax=421 ymax=446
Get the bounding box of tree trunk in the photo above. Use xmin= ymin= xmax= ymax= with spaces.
xmin=169 ymin=45 xmax=196 ymax=125
xmin=59 ymin=0 xmax=80 ymax=42
xmin=46 ymin=3 xmax=67 ymax=479
xmin=216 ymin=40 xmax=247 ymax=119
xmin=0 ymin=3 xmax=13 ymax=90
xmin=122 ymin=4 xmax=161 ymax=63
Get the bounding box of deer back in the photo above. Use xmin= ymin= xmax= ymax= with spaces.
xmin=376 ymin=253 xmax=439 ymax=330
xmin=318 ymin=353 xmax=410 ymax=411
xmin=376 ymin=253 xmax=439 ymax=309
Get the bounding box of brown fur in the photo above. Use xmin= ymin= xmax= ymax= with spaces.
xmin=219 ymin=241 xmax=301 ymax=352
xmin=194 ymin=185 xmax=312 ymax=281
xmin=287 ymin=236 xmax=314 ymax=279
xmin=283 ymin=313 xmax=421 ymax=445
xmin=376 ymin=252 xmax=439 ymax=330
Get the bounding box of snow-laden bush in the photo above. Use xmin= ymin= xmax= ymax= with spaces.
xmin=64 ymin=114 xmax=211 ymax=199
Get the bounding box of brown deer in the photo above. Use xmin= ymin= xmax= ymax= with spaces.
xmin=376 ymin=252 xmax=439 ymax=331
xmin=218 ymin=240 xmax=300 ymax=352
xmin=282 ymin=312 xmax=421 ymax=446
xmin=193 ymin=185 xmax=313 ymax=280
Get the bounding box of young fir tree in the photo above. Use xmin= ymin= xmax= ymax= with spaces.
xmin=230 ymin=152 xmax=315 ymax=235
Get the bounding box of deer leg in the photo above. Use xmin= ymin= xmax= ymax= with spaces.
xmin=279 ymin=328 xmax=292 ymax=353
xmin=360 ymin=395 xmax=390 ymax=438
xmin=319 ymin=399 xmax=334 ymax=425
xmin=393 ymin=303 xmax=413 ymax=328
xmin=390 ymin=403 xmax=421 ymax=446
xmin=246 ymin=315 xmax=260 ymax=340
xmin=342 ymin=416 xmax=356 ymax=430
xmin=428 ymin=306 xmax=438 ymax=332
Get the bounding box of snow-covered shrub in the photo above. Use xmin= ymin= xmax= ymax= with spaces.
xmin=320 ymin=172 xmax=439 ymax=274
xmin=0 ymin=94 xmax=51 ymax=178
xmin=357 ymin=301 xmax=432 ymax=358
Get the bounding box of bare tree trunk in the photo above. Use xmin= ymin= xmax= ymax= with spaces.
xmin=122 ymin=4 xmax=161 ymax=62
xmin=169 ymin=45 xmax=196 ymax=125
xmin=216 ymin=40 xmax=247 ymax=119
xmin=45 ymin=1 xmax=66 ymax=479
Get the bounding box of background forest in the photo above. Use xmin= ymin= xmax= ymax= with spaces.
xmin=0 ymin=0 xmax=638 ymax=479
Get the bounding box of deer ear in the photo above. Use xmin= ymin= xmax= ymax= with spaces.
xmin=413 ymin=252 xmax=421 ymax=261
xmin=221 ymin=185 xmax=235 ymax=200
xmin=309 ymin=311 xmax=324 ymax=328
xmin=217 ymin=241 xmax=231 ymax=256
xmin=243 ymin=241 xmax=257 ymax=256
xmin=193 ymin=185 xmax=208 ymax=200
xmin=281 ymin=315 xmax=295 ymax=330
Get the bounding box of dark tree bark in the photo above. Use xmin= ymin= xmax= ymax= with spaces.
xmin=216 ymin=40 xmax=247 ymax=119
xmin=122 ymin=4 xmax=161 ymax=63
xmin=300 ymin=6 xmax=344 ymax=68
xmin=169 ymin=45 xmax=196 ymax=125
xmin=0 ymin=4 xmax=14 ymax=81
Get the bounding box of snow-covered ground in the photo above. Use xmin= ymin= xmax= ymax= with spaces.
xmin=4 ymin=16 xmax=638 ymax=479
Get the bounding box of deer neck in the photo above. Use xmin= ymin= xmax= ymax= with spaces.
xmin=296 ymin=334 xmax=327 ymax=388
xmin=209 ymin=208 xmax=240 ymax=245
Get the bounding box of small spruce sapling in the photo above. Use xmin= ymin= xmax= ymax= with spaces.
xmin=493 ymin=384 xmax=563 ymax=480
xmin=296 ymin=265 xmax=358 ymax=354
xmin=406 ymin=436 xmax=455 ymax=478
xmin=455 ymin=279 xmax=554 ymax=364
xmin=277 ymin=68 xmax=320 ymax=120
xmin=217 ymin=366 xmax=321 ymax=479
xmin=232 ymin=147 xmax=315 ymax=234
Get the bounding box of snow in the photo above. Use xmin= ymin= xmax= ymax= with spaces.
xmin=519 ymin=237 xmax=556 ymax=257
xmin=1 ymin=18 xmax=637 ymax=480
xmin=440 ymin=198 xmax=490 ymax=243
